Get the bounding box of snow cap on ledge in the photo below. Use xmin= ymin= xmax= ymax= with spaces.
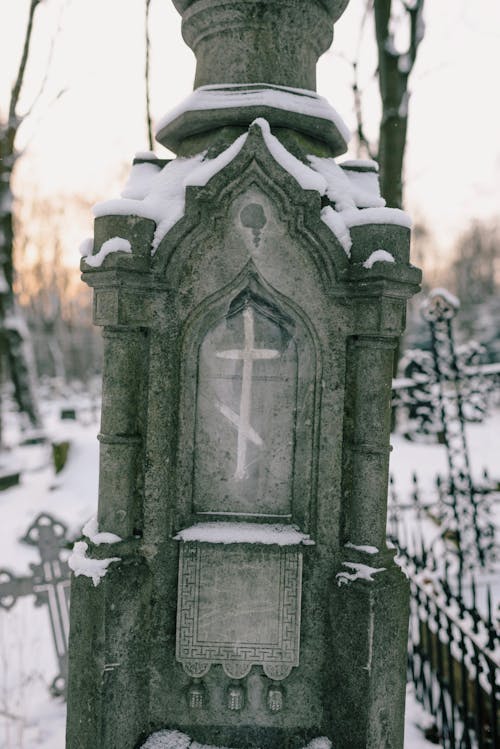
xmin=155 ymin=83 xmax=351 ymax=144
xmin=82 ymin=515 xmax=122 ymax=546
xmin=68 ymin=541 xmax=120 ymax=587
xmin=91 ymin=118 xmax=410 ymax=262
xmin=84 ymin=237 xmax=131 ymax=268
xmin=174 ymin=521 xmax=315 ymax=546
xmin=336 ymin=561 xmax=386 ymax=587
xmin=363 ymin=249 xmax=395 ymax=269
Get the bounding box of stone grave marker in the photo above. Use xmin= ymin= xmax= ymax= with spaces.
xmin=66 ymin=1 xmax=421 ymax=747
xmin=0 ymin=470 xmax=20 ymax=490
xmin=0 ymin=513 xmax=71 ymax=696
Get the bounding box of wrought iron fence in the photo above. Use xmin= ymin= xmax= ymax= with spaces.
xmin=388 ymin=470 xmax=499 ymax=574
xmin=393 ymin=537 xmax=500 ymax=749
xmin=392 ymin=351 xmax=500 ymax=440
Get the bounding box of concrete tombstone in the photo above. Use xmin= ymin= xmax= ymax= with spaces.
xmin=66 ymin=1 xmax=421 ymax=748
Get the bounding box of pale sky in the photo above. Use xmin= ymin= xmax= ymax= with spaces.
xmin=1 ymin=0 xmax=500 ymax=261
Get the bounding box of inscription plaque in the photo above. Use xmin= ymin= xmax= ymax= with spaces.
xmin=176 ymin=543 xmax=302 ymax=680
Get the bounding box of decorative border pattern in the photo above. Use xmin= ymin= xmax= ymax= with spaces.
xmin=176 ymin=543 xmax=302 ymax=681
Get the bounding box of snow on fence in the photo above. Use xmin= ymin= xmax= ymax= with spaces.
xmin=392 ymin=350 xmax=500 ymax=440
xmin=392 ymin=288 xmax=500 ymax=443
xmin=388 ymin=470 xmax=498 ymax=577
xmin=392 ymin=354 xmax=500 ymax=442
xmin=391 ymin=538 xmax=500 ymax=749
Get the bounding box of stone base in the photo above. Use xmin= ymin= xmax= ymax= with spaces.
xmin=66 ymin=551 xmax=151 ymax=749
xmin=328 ymin=556 xmax=410 ymax=749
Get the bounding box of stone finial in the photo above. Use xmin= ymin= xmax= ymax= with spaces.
xmin=170 ymin=0 xmax=350 ymax=91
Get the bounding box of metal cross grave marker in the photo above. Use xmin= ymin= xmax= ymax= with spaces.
xmin=0 ymin=513 xmax=71 ymax=696
xmin=421 ymin=290 xmax=495 ymax=570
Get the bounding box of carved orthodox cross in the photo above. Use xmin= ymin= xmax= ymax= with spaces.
xmin=0 ymin=513 xmax=71 ymax=696
xmin=216 ymin=306 xmax=280 ymax=479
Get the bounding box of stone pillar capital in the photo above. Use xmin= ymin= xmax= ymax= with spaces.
xmin=169 ymin=0 xmax=350 ymax=91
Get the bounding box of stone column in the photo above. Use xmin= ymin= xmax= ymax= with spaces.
xmin=98 ymin=326 xmax=145 ymax=538
xmin=347 ymin=335 xmax=396 ymax=551
xmin=332 ymin=306 xmax=411 ymax=749
xmin=178 ymin=0 xmax=343 ymax=90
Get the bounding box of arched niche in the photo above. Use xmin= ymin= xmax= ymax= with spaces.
xmin=176 ymin=272 xmax=320 ymax=534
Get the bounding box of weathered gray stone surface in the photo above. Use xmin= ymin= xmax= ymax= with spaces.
xmin=156 ymin=86 xmax=349 ymax=158
xmin=66 ymin=2 xmax=420 ymax=748
xmin=174 ymin=0 xmax=349 ymax=90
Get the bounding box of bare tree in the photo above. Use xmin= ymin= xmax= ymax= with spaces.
xmin=374 ymin=0 xmax=425 ymax=207
xmin=0 ymin=0 xmax=65 ymax=434
xmin=351 ymin=0 xmax=425 ymax=208
xmin=345 ymin=1 xmax=426 ymax=404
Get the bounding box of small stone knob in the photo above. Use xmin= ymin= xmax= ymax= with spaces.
xmin=240 ymin=203 xmax=267 ymax=247
xmin=267 ymin=682 xmax=284 ymax=713
xmin=187 ymin=679 xmax=206 ymax=709
xmin=227 ymin=682 xmax=245 ymax=711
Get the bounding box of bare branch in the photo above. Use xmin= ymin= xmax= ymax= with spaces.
xmin=8 ymin=0 xmax=42 ymax=128
xmin=349 ymin=0 xmax=377 ymax=159
xmin=145 ymin=0 xmax=154 ymax=150
xmin=355 ymin=0 xmax=374 ymax=61
xmin=18 ymin=87 xmax=68 ymax=154
xmin=374 ymin=0 xmax=409 ymax=207
xmin=352 ymin=63 xmax=377 ymax=160
xmin=22 ymin=0 xmax=68 ymax=120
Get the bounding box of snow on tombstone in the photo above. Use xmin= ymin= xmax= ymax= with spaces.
xmin=66 ymin=1 xmax=421 ymax=748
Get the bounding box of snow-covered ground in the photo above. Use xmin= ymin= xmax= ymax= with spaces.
xmin=1 ymin=388 xmax=498 ymax=748
xmin=390 ymin=408 xmax=500 ymax=615
xmin=390 ymin=408 xmax=500 ymax=502
xmin=0 ymin=390 xmax=98 ymax=749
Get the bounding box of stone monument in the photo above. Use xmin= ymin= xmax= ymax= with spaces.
xmin=66 ymin=1 xmax=421 ymax=747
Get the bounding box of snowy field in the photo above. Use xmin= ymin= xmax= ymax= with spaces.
xmin=0 ymin=388 xmax=498 ymax=748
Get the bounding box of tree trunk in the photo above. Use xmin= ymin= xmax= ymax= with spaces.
xmin=0 ymin=0 xmax=45 ymax=431
xmin=373 ymin=0 xmax=425 ymax=408
xmin=374 ymin=0 xmax=424 ymax=209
